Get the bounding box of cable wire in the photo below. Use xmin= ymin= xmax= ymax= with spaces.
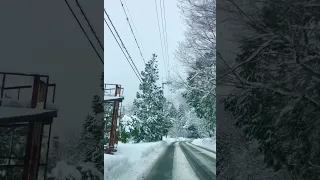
xmin=161 ymin=0 xmax=170 ymax=77
xmin=104 ymin=9 xmax=142 ymax=80
xmin=159 ymin=0 xmax=169 ymax=71
xmin=119 ymin=0 xmax=146 ymax=64
xmin=64 ymin=0 xmax=103 ymax=64
xmin=104 ymin=18 xmax=142 ymax=83
xmin=75 ymin=0 xmax=104 ymax=51
xmin=122 ymin=0 xmax=146 ymax=59
xmin=154 ymin=0 xmax=168 ymax=77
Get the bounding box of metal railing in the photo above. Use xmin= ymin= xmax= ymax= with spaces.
xmin=0 ymin=72 xmax=56 ymax=108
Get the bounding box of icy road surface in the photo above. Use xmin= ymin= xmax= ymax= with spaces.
xmin=144 ymin=141 xmax=216 ymax=180
xmin=104 ymin=138 xmax=216 ymax=180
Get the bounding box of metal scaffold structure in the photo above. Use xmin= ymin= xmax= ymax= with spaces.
xmin=0 ymin=72 xmax=58 ymax=180
xmin=104 ymin=84 xmax=124 ymax=154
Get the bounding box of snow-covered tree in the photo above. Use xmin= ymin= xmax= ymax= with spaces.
xmin=47 ymin=135 xmax=61 ymax=172
xmin=58 ymin=73 xmax=104 ymax=179
xmin=176 ymin=104 xmax=187 ymax=137
xmin=183 ymin=52 xmax=216 ymax=137
xmin=219 ymin=0 xmax=320 ymax=179
xmin=162 ymin=101 xmax=178 ymax=137
xmin=132 ymin=54 xmax=171 ymax=142
xmin=174 ymin=0 xmax=216 ymax=138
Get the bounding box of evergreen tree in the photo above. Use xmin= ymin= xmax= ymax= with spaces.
xmin=165 ymin=102 xmax=179 ymax=138
xmin=74 ymin=73 xmax=104 ymax=177
xmin=47 ymin=136 xmax=61 ymax=172
xmin=166 ymin=102 xmax=178 ymax=119
xmin=186 ymin=124 xmax=200 ymax=139
xmin=132 ymin=54 xmax=169 ymax=142
xmin=176 ymin=104 xmax=187 ymax=137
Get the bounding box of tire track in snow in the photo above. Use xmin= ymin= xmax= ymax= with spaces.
xmin=186 ymin=142 xmax=216 ymax=159
xmin=172 ymin=142 xmax=199 ymax=180
xmin=144 ymin=142 xmax=175 ymax=180
xmin=190 ymin=142 xmax=216 ymax=153
xmin=180 ymin=142 xmax=216 ymax=180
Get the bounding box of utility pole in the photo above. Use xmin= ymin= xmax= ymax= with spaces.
xmin=162 ymin=78 xmax=172 ymax=90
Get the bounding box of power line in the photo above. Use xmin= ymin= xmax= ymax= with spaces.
xmin=154 ymin=0 xmax=168 ymax=77
xmin=64 ymin=0 xmax=103 ymax=64
xmin=104 ymin=17 xmax=142 ymax=83
xmin=122 ymin=0 xmax=146 ymax=60
xmin=75 ymin=0 xmax=104 ymax=51
xmin=104 ymin=9 xmax=143 ymax=81
xmin=119 ymin=0 xmax=146 ymax=64
xmin=160 ymin=0 xmax=170 ymax=77
xmin=104 ymin=9 xmax=142 ymax=80
xmin=159 ymin=0 xmax=169 ymax=72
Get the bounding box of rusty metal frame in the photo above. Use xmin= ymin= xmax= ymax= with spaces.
xmin=0 ymin=72 xmax=57 ymax=180
xmin=0 ymin=72 xmax=56 ymax=106
xmin=104 ymin=84 xmax=124 ymax=154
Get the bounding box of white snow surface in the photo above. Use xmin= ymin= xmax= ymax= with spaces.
xmin=104 ymin=94 xmax=124 ymax=101
xmin=0 ymin=106 xmax=56 ymax=119
xmin=48 ymin=161 xmax=82 ymax=180
xmin=172 ymin=142 xmax=199 ymax=180
xmin=0 ymin=98 xmax=58 ymax=110
xmin=78 ymin=162 xmax=103 ymax=179
xmin=191 ymin=138 xmax=216 ymax=152
xmin=104 ymin=138 xmax=175 ymax=180
xmin=177 ymin=137 xmax=192 ymax=141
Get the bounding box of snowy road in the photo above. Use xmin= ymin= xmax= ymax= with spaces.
xmin=144 ymin=141 xmax=216 ymax=180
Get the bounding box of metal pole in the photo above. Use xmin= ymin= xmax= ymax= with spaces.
xmin=31 ymin=75 xmax=40 ymax=108
xmin=23 ymin=122 xmax=35 ymax=180
xmin=34 ymin=122 xmax=45 ymax=180
xmin=44 ymin=123 xmax=52 ymax=180
xmin=0 ymin=74 xmax=6 ymax=106
xmin=44 ymin=77 xmax=49 ymax=109
xmin=52 ymin=85 xmax=56 ymax=103
xmin=18 ymin=88 xmax=21 ymax=100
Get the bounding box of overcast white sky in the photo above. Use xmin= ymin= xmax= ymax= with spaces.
xmin=0 ymin=0 xmax=103 ymax=140
xmin=104 ymin=0 xmax=186 ymax=106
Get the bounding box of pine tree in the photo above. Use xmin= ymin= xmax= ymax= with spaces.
xmin=186 ymin=124 xmax=200 ymax=139
xmin=74 ymin=72 xmax=104 ymax=177
xmin=47 ymin=136 xmax=60 ymax=172
xmin=132 ymin=54 xmax=169 ymax=142
xmin=176 ymin=104 xmax=187 ymax=137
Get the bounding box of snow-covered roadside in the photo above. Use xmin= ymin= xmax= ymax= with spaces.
xmin=191 ymin=138 xmax=216 ymax=152
xmin=104 ymin=138 xmax=175 ymax=180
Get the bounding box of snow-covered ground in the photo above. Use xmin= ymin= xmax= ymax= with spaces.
xmin=104 ymin=138 xmax=176 ymax=180
xmin=48 ymin=161 xmax=103 ymax=179
xmin=0 ymin=98 xmax=59 ymax=110
xmin=191 ymin=138 xmax=216 ymax=152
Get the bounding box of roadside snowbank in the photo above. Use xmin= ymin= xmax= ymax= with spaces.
xmin=191 ymin=138 xmax=216 ymax=152
xmin=104 ymin=139 xmax=175 ymax=180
